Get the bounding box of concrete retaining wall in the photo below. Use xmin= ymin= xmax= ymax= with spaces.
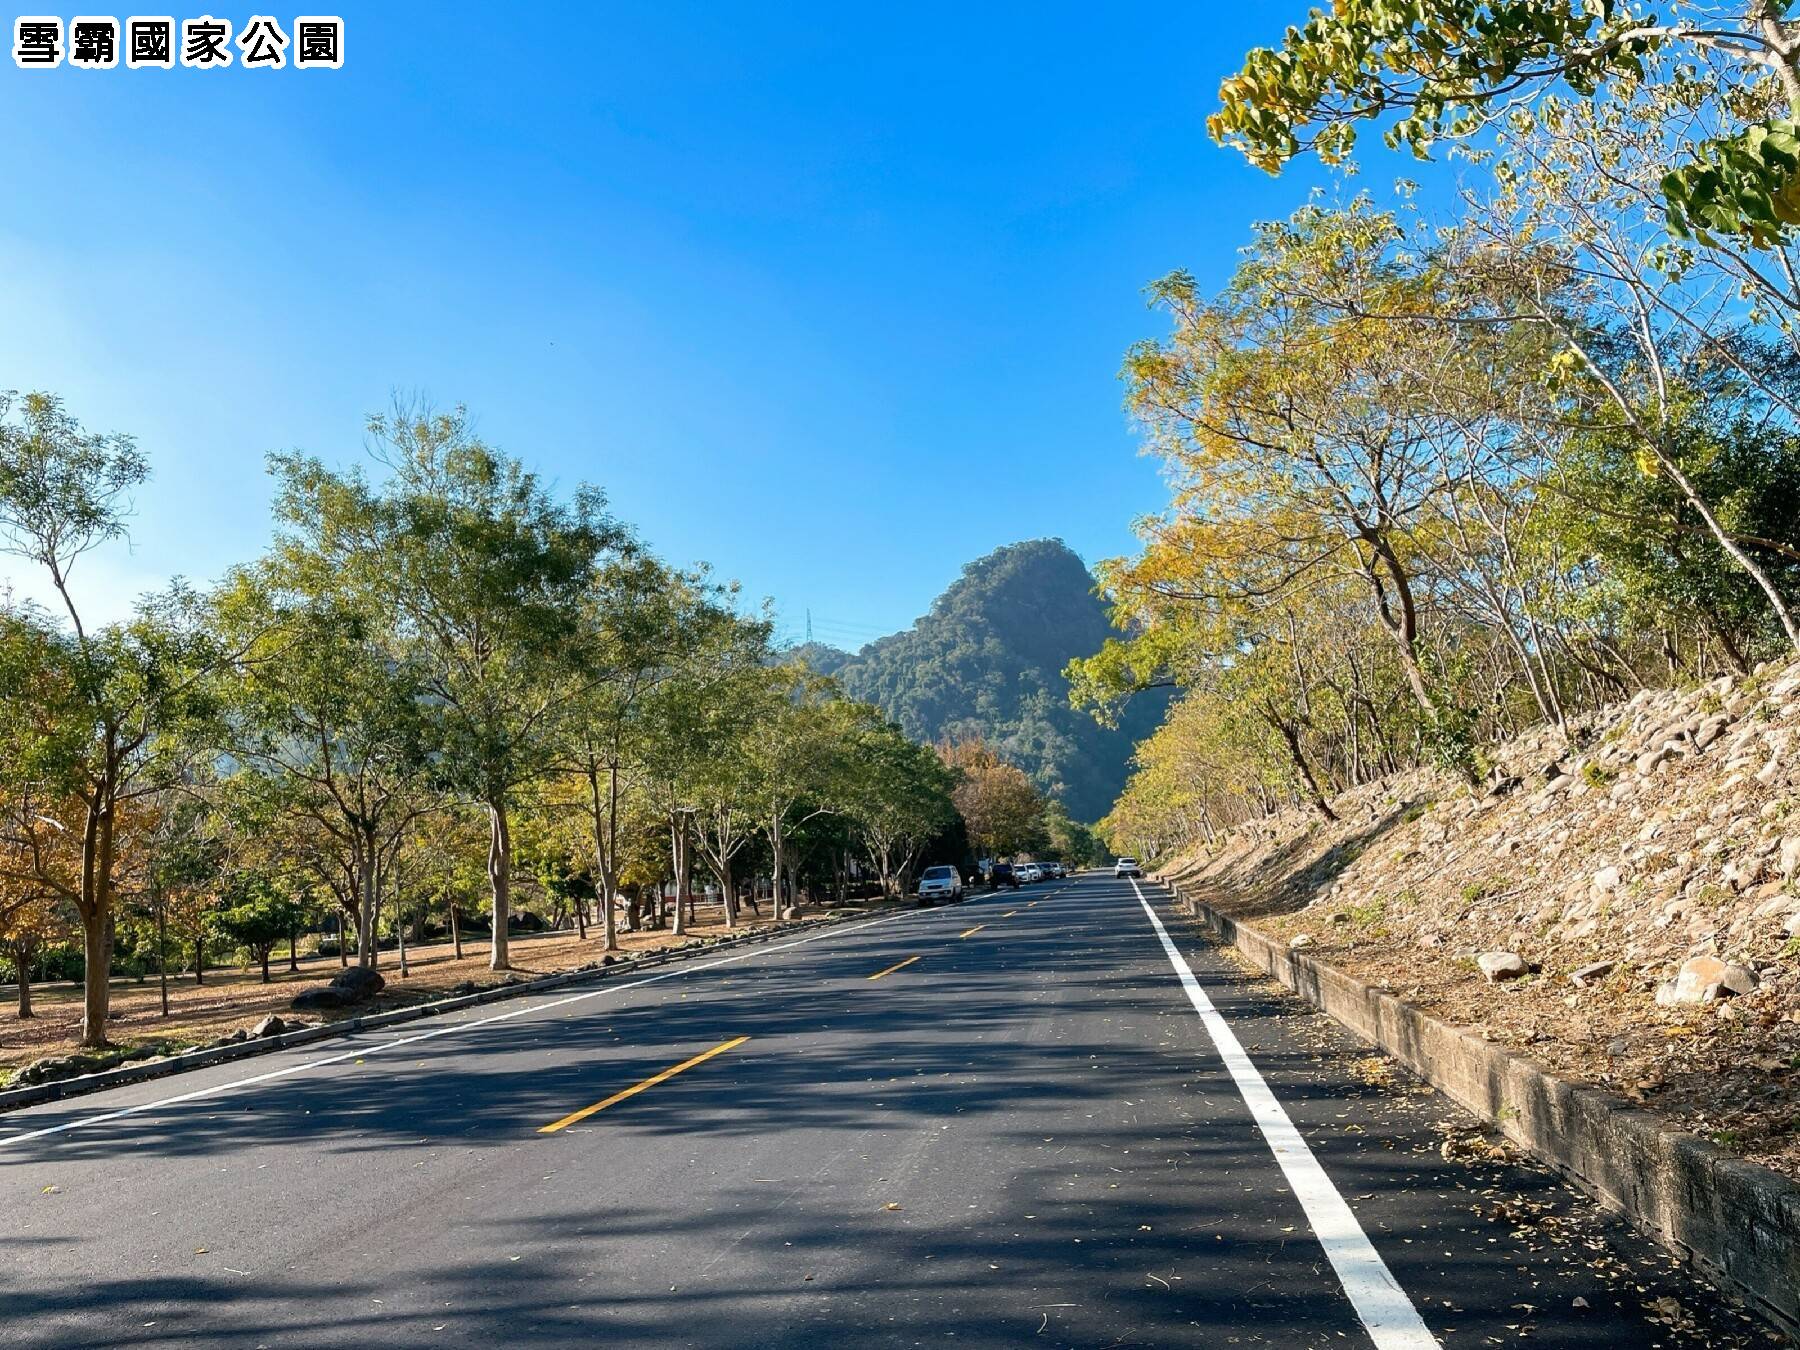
xmin=1165 ymin=880 xmax=1800 ymax=1341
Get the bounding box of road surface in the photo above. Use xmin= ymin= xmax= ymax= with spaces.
xmin=0 ymin=876 xmax=1773 ymax=1347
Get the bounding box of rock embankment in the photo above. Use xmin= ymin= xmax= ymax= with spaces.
xmin=1162 ymin=660 xmax=1800 ymax=1182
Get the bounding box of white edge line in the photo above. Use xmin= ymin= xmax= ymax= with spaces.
xmin=0 ymin=905 xmax=928 ymax=1150
xmin=1130 ymin=878 xmax=1441 ymax=1350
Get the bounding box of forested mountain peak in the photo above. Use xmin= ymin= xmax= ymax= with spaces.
xmin=789 ymin=540 xmax=1165 ymax=821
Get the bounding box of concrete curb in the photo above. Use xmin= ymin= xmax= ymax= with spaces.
xmin=0 ymin=908 xmax=889 ymax=1116
xmin=1161 ymin=878 xmax=1800 ymax=1342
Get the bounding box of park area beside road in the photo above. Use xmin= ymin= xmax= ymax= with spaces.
xmin=0 ymin=900 xmax=909 ymax=1088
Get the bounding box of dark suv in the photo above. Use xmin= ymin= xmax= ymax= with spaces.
xmin=988 ymin=862 xmax=1019 ymax=890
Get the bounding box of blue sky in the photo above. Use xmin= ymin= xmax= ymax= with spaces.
xmin=0 ymin=3 xmax=1402 ymax=646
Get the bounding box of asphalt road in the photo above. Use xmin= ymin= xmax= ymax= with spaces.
xmin=0 ymin=876 xmax=1776 ymax=1348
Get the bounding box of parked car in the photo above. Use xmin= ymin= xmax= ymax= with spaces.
xmin=989 ymin=862 xmax=1019 ymax=890
xmin=916 ymin=864 xmax=963 ymax=905
xmin=1113 ymin=856 xmax=1142 ymax=879
xmin=1042 ymin=862 xmax=1064 ymax=880
xmin=1017 ymin=862 xmax=1042 ymax=883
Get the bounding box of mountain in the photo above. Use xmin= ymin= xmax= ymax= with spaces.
xmin=793 ymin=539 xmax=1167 ymax=821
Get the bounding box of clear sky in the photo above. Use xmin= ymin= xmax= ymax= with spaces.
xmin=0 ymin=2 xmax=1389 ymax=647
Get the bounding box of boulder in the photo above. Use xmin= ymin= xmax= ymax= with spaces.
xmin=1288 ymin=933 xmax=1314 ymax=949
xmin=329 ymin=966 xmax=385 ymax=999
xmin=290 ymin=987 xmax=347 ymax=1012
xmin=1590 ymin=865 xmax=1622 ymax=896
xmin=1569 ymin=959 xmax=1616 ymax=989
xmin=1478 ymin=951 xmax=1528 ymax=982
xmin=1654 ymin=955 xmax=1758 ymax=1006
xmin=1693 ymin=715 xmax=1731 ymax=751
xmin=1781 ymin=835 xmax=1800 ymax=880
xmin=252 ymin=1014 xmax=288 ymax=1038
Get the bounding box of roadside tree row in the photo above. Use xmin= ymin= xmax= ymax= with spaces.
xmin=1086 ymin=12 xmax=1800 ymax=859
xmin=0 ymin=398 xmax=965 ymax=1047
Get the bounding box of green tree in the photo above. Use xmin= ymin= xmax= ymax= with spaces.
xmin=0 ymin=392 xmax=223 ymax=1046
xmin=214 ymin=552 xmax=435 ymax=970
xmin=214 ymin=870 xmax=307 ymax=984
xmin=742 ymin=669 xmax=857 ymax=917
xmin=841 ymin=715 xmax=958 ymax=897
xmin=273 ymin=403 xmax=629 ymax=970
xmin=629 ymin=584 xmax=769 ymax=935
xmin=1116 ymin=203 xmax=1489 ymax=777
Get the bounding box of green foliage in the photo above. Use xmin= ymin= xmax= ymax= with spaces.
xmin=213 ymin=872 xmax=307 ymax=977
xmin=1541 ymin=365 xmax=1800 ymax=662
xmin=1665 ymin=118 xmax=1800 ymax=246
xmin=806 ymin=540 xmax=1167 ymax=821
xmin=1216 ymin=2 xmax=1800 ymax=244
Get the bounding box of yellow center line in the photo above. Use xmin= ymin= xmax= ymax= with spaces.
xmin=539 ymin=1035 xmax=750 ymax=1133
xmin=867 ymin=955 xmax=921 ymax=981
xmin=960 ymin=925 xmax=986 ymax=938
xmin=1001 ymin=909 xmax=1018 ymax=917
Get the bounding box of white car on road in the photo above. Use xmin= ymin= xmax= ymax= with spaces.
xmin=916 ymin=864 xmax=964 ymax=905
xmin=1113 ymin=857 xmax=1142 ymax=879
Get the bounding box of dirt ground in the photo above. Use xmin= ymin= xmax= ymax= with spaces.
xmin=0 ymin=899 xmax=899 ymax=1082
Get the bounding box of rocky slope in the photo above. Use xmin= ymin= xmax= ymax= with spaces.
xmin=1161 ymin=660 xmax=1800 ymax=1181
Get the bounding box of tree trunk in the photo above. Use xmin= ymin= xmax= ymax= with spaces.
xmin=157 ymin=903 xmax=170 ymax=1017
xmin=260 ymin=950 xmax=271 ymax=983
xmin=599 ymin=763 xmax=622 ymax=948
xmin=487 ymin=797 xmax=513 ymax=970
xmin=288 ymin=919 xmax=299 ymax=973
xmin=1266 ymin=709 xmax=1338 ymax=823
xmin=77 ymin=793 xmax=119 ymax=1049
xmin=192 ymin=927 xmax=205 ymax=987
xmin=670 ymin=814 xmax=690 ymax=938
xmin=357 ymin=846 xmax=382 ymax=971
xmin=77 ymin=906 xmax=113 ymax=1047
xmin=770 ymin=836 xmax=784 ymax=918
xmin=396 ymin=894 xmax=409 ymax=976
xmin=711 ymin=858 xmax=738 ymax=928
xmin=15 ymin=946 xmax=33 ymax=1019
xmin=450 ymin=902 xmax=463 ymax=961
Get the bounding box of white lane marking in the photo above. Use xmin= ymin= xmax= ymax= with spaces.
xmin=1131 ymin=879 xmax=1440 ymax=1350
xmin=0 ymin=906 xmax=932 ymax=1150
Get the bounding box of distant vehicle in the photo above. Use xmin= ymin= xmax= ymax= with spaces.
xmin=917 ymin=864 xmax=963 ymax=905
xmin=1114 ymin=857 xmax=1142 ymax=879
xmin=1043 ymin=862 xmax=1064 ymax=880
xmin=1017 ymin=863 xmax=1043 ymax=883
xmin=989 ymin=862 xmax=1019 ymax=890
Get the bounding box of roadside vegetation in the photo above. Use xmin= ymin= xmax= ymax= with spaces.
xmin=1079 ymin=0 xmax=1800 ymax=1184
xmin=1079 ymin=3 xmax=1800 ymax=855
xmin=0 ymin=399 xmax=1094 ymax=1065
